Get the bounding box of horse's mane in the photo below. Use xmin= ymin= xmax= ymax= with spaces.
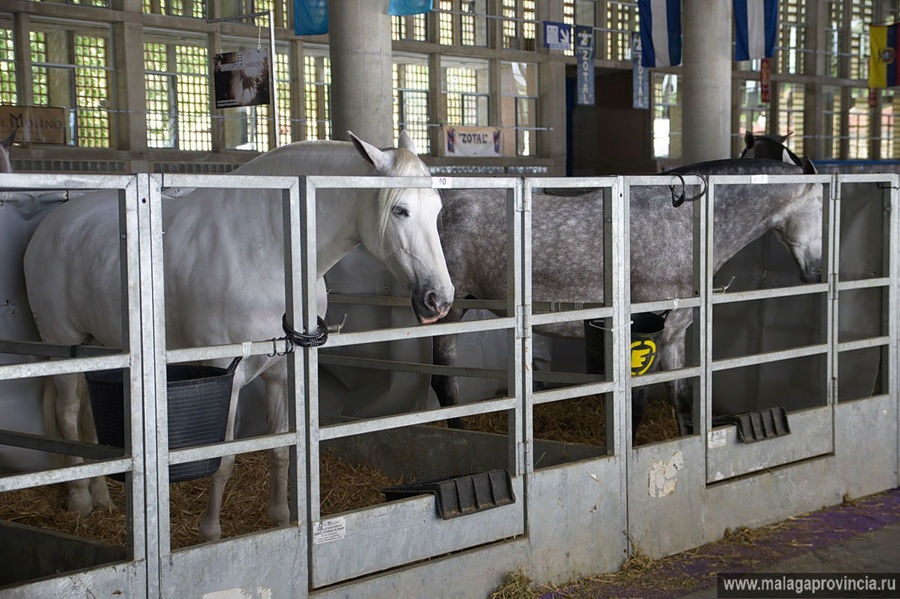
xmin=232 ymin=140 xmax=429 ymax=243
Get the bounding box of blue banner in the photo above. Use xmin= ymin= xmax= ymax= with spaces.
xmin=638 ymin=0 xmax=682 ymax=67
xmin=543 ymin=21 xmax=572 ymax=51
xmin=294 ymin=0 xmax=432 ymax=36
xmin=632 ymin=33 xmax=650 ymax=109
xmin=733 ymin=0 xmax=778 ymax=61
xmin=575 ymin=26 xmax=595 ymax=106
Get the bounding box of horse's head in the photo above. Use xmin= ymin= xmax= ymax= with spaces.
xmin=772 ymin=184 xmax=823 ymax=284
xmin=350 ymin=130 xmax=455 ymax=324
xmin=740 ymin=131 xmax=811 ymax=170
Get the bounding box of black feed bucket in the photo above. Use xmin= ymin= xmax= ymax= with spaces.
xmin=85 ymin=357 xmax=240 ymax=482
xmin=584 ymin=313 xmax=666 ymax=377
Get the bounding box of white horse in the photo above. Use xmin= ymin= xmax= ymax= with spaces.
xmin=23 ymin=131 xmax=454 ymax=541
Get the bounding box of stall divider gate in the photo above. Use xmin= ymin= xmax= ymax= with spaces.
xmin=0 ymin=172 xmax=897 ymax=598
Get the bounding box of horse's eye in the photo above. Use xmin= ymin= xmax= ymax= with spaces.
xmin=392 ymin=206 xmax=410 ymax=218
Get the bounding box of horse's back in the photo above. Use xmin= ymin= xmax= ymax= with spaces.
xmin=24 ymin=192 xmax=123 ymax=345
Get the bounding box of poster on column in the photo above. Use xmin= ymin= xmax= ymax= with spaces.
xmin=575 ymin=26 xmax=595 ymax=106
xmin=213 ymin=48 xmax=271 ymax=109
xmin=442 ymin=125 xmax=502 ymax=157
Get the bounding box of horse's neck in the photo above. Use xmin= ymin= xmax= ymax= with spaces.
xmin=233 ymin=143 xmax=369 ymax=278
xmin=712 ymin=192 xmax=779 ymax=271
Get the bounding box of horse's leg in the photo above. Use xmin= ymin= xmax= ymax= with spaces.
xmin=631 ymin=387 xmax=648 ymax=439
xmin=51 ymin=374 xmax=93 ymax=515
xmin=77 ymin=375 xmax=112 ymax=510
xmin=431 ymin=308 xmax=466 ymax=429
xmin=260 ymin=360 xmax=290 ymax=528
xmin=657 ymin=309 xmax=694 ymax=436
xmin=199 ymin=368 xmax=245 ymax=542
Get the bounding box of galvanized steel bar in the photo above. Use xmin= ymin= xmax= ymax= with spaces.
xmin=837 ymin=336 xmax=891 ymax=353
xmin=168 ymin=434 xmax=299 ymax=465
xmin=521 ymin=180 xmax=535 ymax=478
xmin=509 ymin=179 xmax=523 ymax=477
xmin=0 ymin=458 xmax=133 ymax=493
xmin=0 ymin=429 xmax=122 ymax=459
xmin=318 ymin=397 xmax=517 ymax=441
xmin=303 ymin=176 xmax=321 ymax=526
xmin=836 ymin=277 xmax=892 ymax=291
xmin=530 ymin=306 xmax=613 ymax=326
xmin=0 ymin=354 xmax=129 ymax=381
xmin=532 ymin=381 xmax=617 ymax=405
xmin=631 ymin=297 xmax=702 ymax=313
xmin=711 ymin=343 xmax=830 ymax=372
xmin=711 ymin=282 xmax=829 ymax=304
xmin=318 ymin=352 xmax=507 ymax=380
xmin=0 ymin=340 xmax=120 ymax=358
xmin=322 ymin=316 xmax=516 ymax=348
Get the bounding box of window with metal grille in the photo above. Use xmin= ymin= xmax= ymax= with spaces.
xmin=442 ymin=58 xmax=489 ymax=126
xmin=436 ymin=1 xmax=487 ymax=47
xmin=393 ymin=55 xmax=430 ymax=153
xmin=30 ymin=25 xmax=112 ymax=148
xmin=34 ymin=0 xmax=110 ymax=6
xmin=142 ymin=0 xmax=206 ymax=18
xmin=606 ymin=0 xmax=638 ymax=62
xmin=652 ymin=73 xmax=680 ymax=158
xmin=849 ymin=1 xmax=873 ymax=81
xmin=563 ymin=0 xmax=575 ymax=56
xmin=500 ymin=61 xmax=537 ymax=156
xmin=304 ymin=47 xmax=332 ymax=140
xmin=501 ymin=0 xmax=536 ymax=51
xmin=777 ymin=0 xmax=805 ymax=75
xmin=777 ymin=82 xmax=804 ymax=156
xmin=879 ymin=90 xmax=899 ymax=159
xmin=737 ymin=80 xmax=768 ymax=153
xmin=821 ymin=86 xmax=841 ymax=160
xmin=144 ymin=39 xmax=211 ymax=151
xmin=0 ymin=26 xmax=17 ymax=105
xmin=247 ymin=0 xmax=290 ymax=29
xmin=825 ymin=0 xmax=842 ymax=78
xmin=392 ymin=13 xmax=428 ymax=42
xmin=847 ymin=87 xmax=869 ymax=159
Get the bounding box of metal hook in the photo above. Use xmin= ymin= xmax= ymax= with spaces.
xmin=713 ymin=275 xmax=736 ymax=294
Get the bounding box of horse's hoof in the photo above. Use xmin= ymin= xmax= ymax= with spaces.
xmin=90 ymin=477 xmax=113 ymax=509
xmin=199 ymin=520 xmax=222 ymax=542
xmin=268 ymin=502 xmax=290 ymax=527
xmin=66 ymin=488 xmax=93 ymax=516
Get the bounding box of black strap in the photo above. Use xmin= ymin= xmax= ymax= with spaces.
xmin=669 ymin=173 xmax=709 ymax=207
xmin=281 ymin=313 xmax=329 ymax=348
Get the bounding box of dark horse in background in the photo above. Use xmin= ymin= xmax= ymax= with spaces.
xmin=433 ymin=156 xmax=823 ymax=437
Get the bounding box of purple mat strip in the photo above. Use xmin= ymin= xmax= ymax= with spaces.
xmin=541 ymin=489 xmax=900 ymax=599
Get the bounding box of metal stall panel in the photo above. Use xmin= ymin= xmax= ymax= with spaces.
xmin=520 ymin=177 xmax=628 ymax=582
xmin=704 ymin=174 xmax=834 ymax=483
xmin=146 ymin=174 xmax=309 ymax=598
xmin=833 ymin=174 xmax=899 ymax=499
xmin=0 ymin=174 xmax=148 ymax=596
xmin=306 ymin=177 xmax=526 ymax=589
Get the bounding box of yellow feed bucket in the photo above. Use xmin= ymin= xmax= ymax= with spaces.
xmin=584 ymin=312 xmax=666 ymax=377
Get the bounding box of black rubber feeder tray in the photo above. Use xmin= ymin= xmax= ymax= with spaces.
xmin=85 ymin=357 xmax=240 ymax=482
xmin=383 ymin=470 xmax=515 ymax=519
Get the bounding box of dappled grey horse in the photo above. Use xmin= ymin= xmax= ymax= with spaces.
xmin=740 ymin=131 xmax=818 ymax=174
xmin=434 ymin=159 xmax=823 ymax=436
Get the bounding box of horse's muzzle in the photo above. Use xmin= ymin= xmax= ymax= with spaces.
xmin=800 ymin=268 xmax=822 ymax=284
xmin=412 ymin=286 xmax=453 ymax=324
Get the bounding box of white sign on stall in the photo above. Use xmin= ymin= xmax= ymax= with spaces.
xmin=441 ymin=125 xmax=502 ymax=157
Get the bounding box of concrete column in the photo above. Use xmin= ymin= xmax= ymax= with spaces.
xmin=328 ymin=0 xmax=393 ymax=146
xmin=112 ymin=22 xmax=146 ymax=151
xmin=681 ymin=0 xmax=732 ymax=164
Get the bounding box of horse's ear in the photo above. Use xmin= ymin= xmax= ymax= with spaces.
xmin=780 ymin=131 xmax=793 ymax=143
xmin=398 ymin=129 xmax=418 ymax=155
xmin=744 ymin=131 xmax=755 ymax=148
xmin=801 ymin=156 xmax=817 ymax=175
xmin=348 ymin=130 xmax=393 ymax=173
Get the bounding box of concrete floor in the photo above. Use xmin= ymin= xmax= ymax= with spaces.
xmin=540 ymin=488 xmax=900 ymax=599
